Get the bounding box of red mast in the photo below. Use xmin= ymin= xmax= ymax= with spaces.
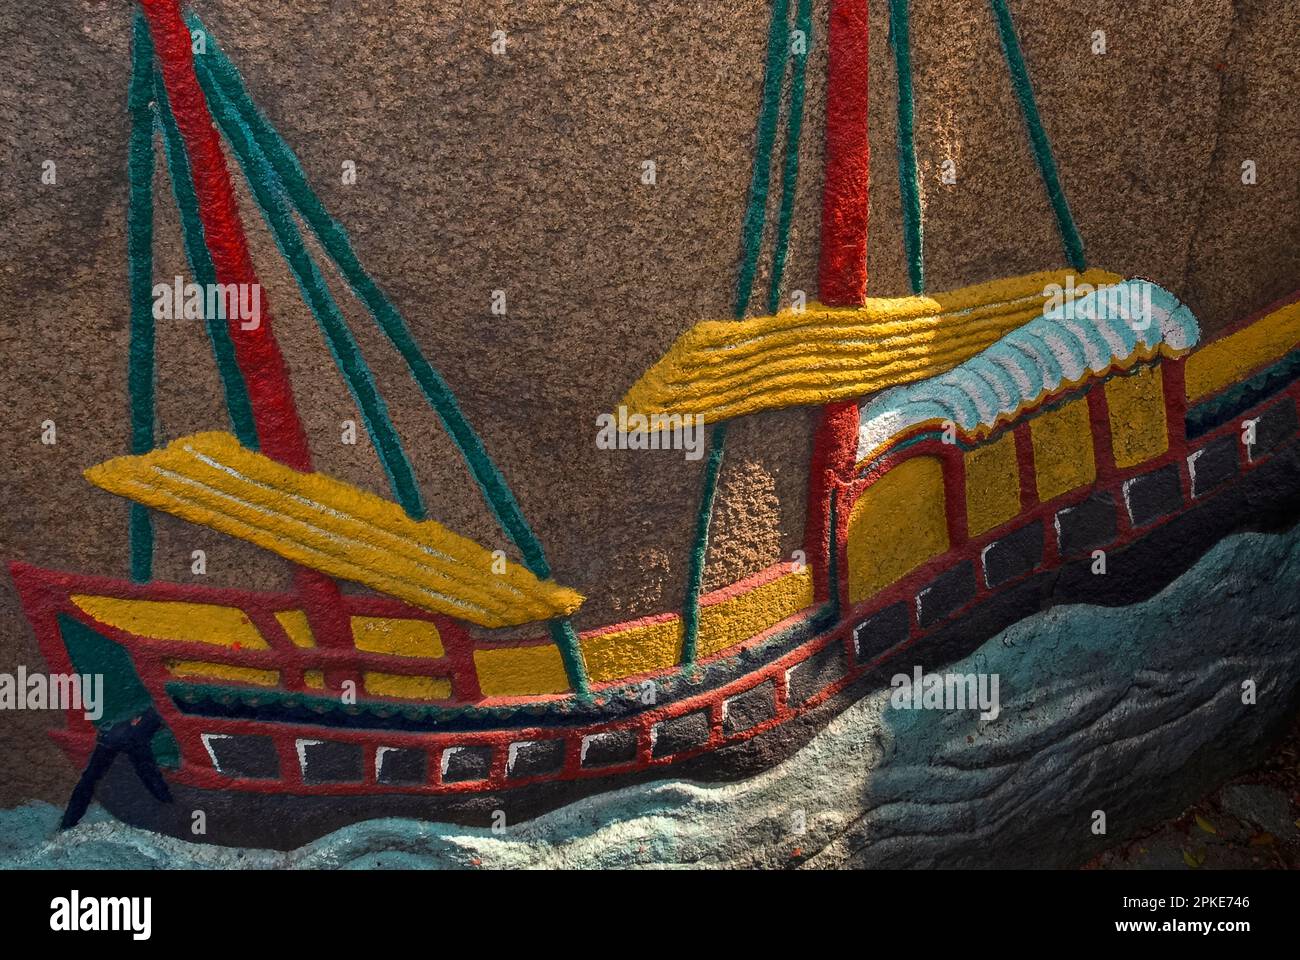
xmin=139 ymin=0 xmax=354 ymax=655
xmin=804 ymin=0 xmax=870 ymax=605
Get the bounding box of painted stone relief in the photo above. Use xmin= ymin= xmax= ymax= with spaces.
xmin=3 ymin=0 xmax=1299 ymax=874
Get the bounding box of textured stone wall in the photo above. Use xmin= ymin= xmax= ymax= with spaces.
xmin=1 ymin=0 xmax=1297 ymax=811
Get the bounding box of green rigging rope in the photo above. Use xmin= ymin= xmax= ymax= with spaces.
xmin=988 ymin=0 xmax=1087 ymax=271
xmin=889 ymin=0 xmax=925 ymax=294
xmin=196 ymin=62 xmax=428 ymax=522
xmin=733 ymin=0 xmax=793 ymax=319
xmin=766 ymin=0 xmax=815 ymax=315
xmin=683 ymin=0 xmax=797 ymax=667
xmin=126 ymin=11 xmax=157 ymax=584
xmin=679 ymin=420 xmax=728 ymax=667
xmin=189 ymin=16 xmax=588 ymax=694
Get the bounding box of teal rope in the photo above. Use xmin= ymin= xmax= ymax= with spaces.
xmin=153 ymin=75 xmax=259 ymax=449
xmin=989 ymin=0 xmax=1087 ymax=271
xmin=191 ymin=20 xmax=543 ymax=570
xmin=189 ymin=17 xmax=588 ymax=693
xmin=889 ymin=0 xmax=925 ymax=294
xmin=195 ymin=62 xmax=427 ymax=521
xmin=126 ymin=12 xmax=156 ymax=584
xmin=680 ymin=422 xmax=728 ymax=667
xmin=682 ymin=0 xmax=794 ymax=665
xmin=766 ymin=0 xmax=814 ymax=314
xmin=734 ymin=0 xmax=792 ymax=318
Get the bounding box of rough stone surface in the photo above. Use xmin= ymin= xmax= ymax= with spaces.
xmin=1 ymin=1 xmax=1298 ymax=842
xmin=441 ymin=746 xmax=492 ymax=783
xmin=981 ymin=521 xmax=1043 ymax=588
xmin=1055 ymin=493 xmax=1117 ymax=558
xmin=1248 ymin=398 xmax=1300 ymax=461
xmin=786 ymin=643 xmax=846 ymax=706
xmin=853 ymin=602 xmax=910 ymax=662
xmin=508 ymin=739 xmax=567 ymax=779
xmin=915 ymin=560 xmax=976 ymax=627
xmin=580 ymin=730 xmax=638 ymax=768
xmin=299 ymin=740 xmax=364 ymax=785
xmin=376 ymin=747 xmax=427 ymax=786
xmin=723 ymin=681 xmax=777 ymax=734
xmin=206 ymin=734 xmax=278 ymax=781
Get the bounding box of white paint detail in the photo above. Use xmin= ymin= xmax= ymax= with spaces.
xmin=200 ymin=733 xmax=231 ymax=771
xmin=295 ymin=738 xmax=324 ymax=775
xmin=440 ymin=747 xmax=459 ymax=777
xmin=506 ymin=741 xmax=529 ymax=774
xmin=1121 ymin=477 xmax=1138 ymax=524
xmin=375 ymin=745 xmax=396 ymax=780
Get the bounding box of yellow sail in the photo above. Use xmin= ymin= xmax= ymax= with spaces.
xmin=85 ymin=432 xmax=584 ymax=628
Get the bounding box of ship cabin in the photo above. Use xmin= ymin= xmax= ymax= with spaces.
xmin=837 ymin=356 xmax=1181 ymax=659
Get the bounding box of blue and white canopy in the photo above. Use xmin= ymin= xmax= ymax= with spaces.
xmin=855 ymin=279 xmax=1200 ymax=464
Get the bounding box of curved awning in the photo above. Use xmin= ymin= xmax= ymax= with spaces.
xmin=855 ymin=279 xmax=1201 ymax=464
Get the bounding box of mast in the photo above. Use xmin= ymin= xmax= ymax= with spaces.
xmin=805 ymin=0 xmax=870 ymax=605
xmin=139 ymin=0 xmax=354 ymax=656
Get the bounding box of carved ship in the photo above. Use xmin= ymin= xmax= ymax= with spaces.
xmin=16 ymin=277 xmax=1300 ymax=847
xmin=12 ymin=3 xmax=1300 ymax=848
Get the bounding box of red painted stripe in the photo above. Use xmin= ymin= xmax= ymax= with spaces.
xmin=1013 ymin=423 xmax=1038 ymax=511
xmin=804 ymin=402 xmax=860 ymax=601
xmin=805 ymin=1 xmax=870 ymax=600
xmin=140 ymin=0 xmax=310 ymax=468
xmin=1087 ymin=386 xmax=1118 ymax=482
xmin=940 ymin=442 xmax=968 ymax=548
xmin=817 ymin=0 xmax=870 ymax=306
xmin=139 ymin=0 xmax=355 ymax=651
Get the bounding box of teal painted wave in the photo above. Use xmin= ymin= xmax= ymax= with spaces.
xmin=3 ymin=520 xmax=1299 ymax=869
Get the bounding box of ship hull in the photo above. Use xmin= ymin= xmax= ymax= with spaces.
xmin=84 ymin=432 xmax=1300 ymax=849
xmin=15 ymin=336 xmax=1300 ymax=848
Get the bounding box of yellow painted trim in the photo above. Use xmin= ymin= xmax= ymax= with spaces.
xmin=166 ymin=660 xmax=279 ymax=686
xmin=965 ymin=432 xmax=1021 ymax=538
xmin=72 ymin=596 xmax=268 ymax=649
xmin=621 ymin=269 xmax=1122 ymax=422
xmin=578 ymin=566 xmax=814 ymax=683
xmin=697 ymin=566 xmax=814 ymax=659
xmin=580 ymin=620 xmax=681 ymax=685
xmin=274 ymin=610 xmax=315 ymax=648
xmin=474 ymin=644 xmax=571 ymax=697
xmin=848 ymin=457 xmax=949 ymax=603
xmin=1106 ymin=365 xmax=1168 ymax=468
xmin=362 ymin=671 xmax=452 ymax=701
xmin=1030 ymin=399 xmax=1096 ymax=501
xmin=1185 ymin=298 xmax=1300 ymax=404
xmin=351 ymin=616 xmax=443 ymax=658
xmin=84 ymin=432 xmax=584 ymax=628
